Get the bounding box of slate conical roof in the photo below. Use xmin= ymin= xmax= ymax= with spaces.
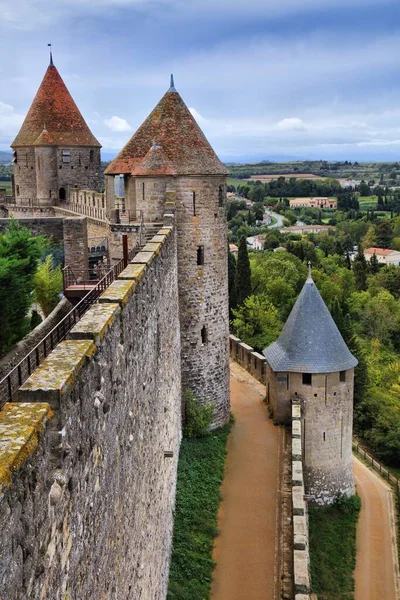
xmin=12 ymin=62 xmax=101 ymax=148
xmin=263 ymin=271 xmax=358 ymax=373
xmin=105 ymin=79 xmax=228 ymax=176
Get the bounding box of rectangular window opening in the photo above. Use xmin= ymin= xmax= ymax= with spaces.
xmin=193 ymin=191 xmax=196 ymax=216
xmin=340 ymin=370 xmax=346 ymax=383
xmin=197 ymin=245 xmax=204 ymax=266
xmin=201 ymin=326 xmax=208 ymax=345
xmin=302 ymin=373 xmax=312 ymax=386
xmin=218 ymin=185 xmax=224 ymax=207
xmin=62 ymin=149 xmax=71 ymax=164
xmin=323 ymin=431 xmax=326 ymax=441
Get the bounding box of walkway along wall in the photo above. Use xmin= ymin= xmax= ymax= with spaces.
xmin=229 ymin=333 xmax=312 ymax=600
xmin=0 ymin=224 xmax=182 ymax=599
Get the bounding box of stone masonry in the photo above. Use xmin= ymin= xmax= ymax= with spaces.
xmin=0 ymin=225 xmax=181 ymax=599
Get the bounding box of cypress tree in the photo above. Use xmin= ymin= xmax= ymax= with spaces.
xmin=235 ymin=236 xmax=252 ymax=306
xmin=228 ymin=248 xmax=237 ymax=320
xmin=369 ymin=252 xmax=379 ymax=274
xmin=352 ymin=247 xmax=367 ymax=291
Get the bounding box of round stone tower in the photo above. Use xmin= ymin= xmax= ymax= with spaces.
xmin=105 ymin=77 xmax=230 ymax=428
xmin=263 ymin=267 xmax=358 ymax=504
xmin=11 ymin=53 xmax=101 ymax=205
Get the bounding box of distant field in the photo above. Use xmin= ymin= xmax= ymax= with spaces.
xmin=249 ymin=173 xmax=328 ymax=182
xmin=0 ymin=181 xmax=12 ymax=193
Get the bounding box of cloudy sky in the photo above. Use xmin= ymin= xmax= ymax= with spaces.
xmin=2 ymin=0 xmax=400 ymax=162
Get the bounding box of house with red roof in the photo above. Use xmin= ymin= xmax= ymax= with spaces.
xmin=364 ymin=247 xmax=400 ymax=266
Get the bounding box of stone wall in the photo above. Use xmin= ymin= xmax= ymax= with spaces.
xmin=229 ymin=334 xmax=267 ymax=385
xmin=63 ymin=217 xmax=89 ymax=272
xmin=0 ymin=224 xmax=181 ymax=599
xmin=12 ymin=147 xmax=37 ymax=203
xmin=0 ymin=217 xmax=64 ymax=244
xmin=291 ymin=402 xmax=312 ymax=600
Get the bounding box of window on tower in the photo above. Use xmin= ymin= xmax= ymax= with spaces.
xmin=12 ymin=150 xmax=17 ymax=164
xmin=340 ymin=370 xmax=346 ymax=383
xmin=90 ymin=149 xmax=94 ymax=163
xmin=62 ymin=149 xmax=71 ymax=164
xmin=193 ymin=191 xmax=196 ymax=216
xmin=16 ymin=185 xmax=20 ymax=196
xmin=201 ymin=326 xmax=208 ymax=345
xmin=218 ymin=185 xmax=224 ymax=207
xmin=302 ymin=373 xmax=312 ymax=386
xmin=197 ymin=245 xmax=204 ymax=266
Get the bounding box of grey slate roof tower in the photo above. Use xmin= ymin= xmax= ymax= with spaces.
xmin=263 ymin=269 xmax=356 ymax=505
xmin=263 ymin=269 xmax=357 ymax=373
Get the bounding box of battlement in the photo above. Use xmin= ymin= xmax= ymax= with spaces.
xmin=0 ymin=223 xmax=182 ymax=600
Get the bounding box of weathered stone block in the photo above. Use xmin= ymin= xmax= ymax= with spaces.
xmin=131 ymin=250 xmax=155 ymax=265
xmin=292 ymin=486 xmax=305 ymax=516
xmin=292 ymin=461 xmax=304 ymax=486
xmin=99 ymin=279 xmax=137 ymax=306
xmin=0 ymin=403 xmax=53 ymax=493
xmin=69 ymin=303 xmax=120 ymax=345
xmin=294 ymin=549 xmax=311 ymax=593
xmin=292 ymin=404 xmax=301 ymax=420
xmin=292 ymin=438 xmax=302 ymax=460
xmin=292 ymin=420 xmax=301 ymax=438
xmin=118 ymin=263 xmax=147 ymax=281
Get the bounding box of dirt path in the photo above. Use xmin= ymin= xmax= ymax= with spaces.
xmin=354 ymin=456 xmax=400 ymax=600
xmin=211 ymin=362 xmax=282 ymax=600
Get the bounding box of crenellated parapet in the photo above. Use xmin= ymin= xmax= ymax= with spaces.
xmin=0 ymin=224 xmax=182 ymax=600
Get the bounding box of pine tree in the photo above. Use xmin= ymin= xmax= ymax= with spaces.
xmin=235 ymin=236 xmax=252 ymax=306
xmin=353 ymin=247 xmax=367 ymax=291
xmin=33 ymin=255 xmax=62 ymax=317
xmin=228 ymin=248 xmax=237 ymax=320
xmin=330 ymin=297 xmax=344 ymax=331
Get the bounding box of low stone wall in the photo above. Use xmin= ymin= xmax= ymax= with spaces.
xmin=1 ymin=205 xmax=56 ymax=218
xmin=0 ymin=217 xmax=64 ymax=244
xmin=292 ymin=401 xmax=312 ymax=600
xmin=0 ymin=297 xmax=72 ymax=380
xmin=229 ymin=334 xmax=267 ymax=385
xmin=0 ymin=224 xmax=182 ymax=599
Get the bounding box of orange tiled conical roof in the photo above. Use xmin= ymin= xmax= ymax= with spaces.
xmin=12 ymin=62 xmax=101 ymax=148
xmin=105 ymin=78 xmax=227 ymax=176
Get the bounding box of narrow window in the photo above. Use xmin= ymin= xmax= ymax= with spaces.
xmin=12 ymin=150 xmax=17 ymax=164
xmin=78 ymin=153 xmax=81 ymax=166
xmin=49 ymin=190 xmax=51 ymax=198
xmin=193 ymin=191 xmax=196 ymax=216
xmin=218 ymin=185 xmax=224 ymax=207
xmin=340 ymin=370 xmax=346 ymax=383
xmin=89 ymin=149 xmax=94 ymax=163
xmin=323 ymin=432 xmax=326 ymax=441
xmin=142 ymin=182 xmax=145 ymax=201
xmin=197 ymin=245 xmax=204 ymax=266
xmin=302 ymin=373 xmax=312 ymax=386
xmin=25 ymin=153 xmax=28 ymax=167
xmin=16 ymin=185 xmax=20 ymax=196
xmin=201 ymin=326 xmax=208 ymax=345
xmin=37 ymin=156 xmax=40 ymax=170
xmin=287 ymin=374 xmax=290 ymax=390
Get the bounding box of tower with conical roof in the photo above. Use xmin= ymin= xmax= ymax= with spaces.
xmin=263 ymin=267 xmax=357 ymax=504
xmin=105 ymin=76 xmax=230 ymax=427
xmin=11 ymin=54 xmax=101 ymax=206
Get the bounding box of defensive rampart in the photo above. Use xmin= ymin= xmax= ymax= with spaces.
xmin=0 ymin=224 xmax=182 ymax=599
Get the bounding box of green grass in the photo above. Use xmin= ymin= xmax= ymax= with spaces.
xmin=167 ymin=419 xmax=232 ymax=600
xmin=227 ymin=177 xmax=244 ymax=188
xmin=0 ymin=181 xmax=12 ymax=194
xmin=309 ymin=495 xmax=361 ymax=600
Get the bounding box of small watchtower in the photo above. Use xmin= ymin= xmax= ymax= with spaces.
xmin=11 ymin=52 xmax=101 ymax=205
xmin=263 ymin=267 xmax=358 ymax=504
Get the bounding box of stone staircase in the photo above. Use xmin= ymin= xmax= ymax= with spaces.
xmin=143 ymin=223 xmax=163 ymax=244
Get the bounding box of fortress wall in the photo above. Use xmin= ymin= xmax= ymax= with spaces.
xmin=0 ymin=217 xmax=64 ymax=244
xmin=0 ymin=225 xmax=182 ymax=600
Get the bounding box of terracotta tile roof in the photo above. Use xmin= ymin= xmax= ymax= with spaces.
xmin=365 ymin=247 xmax=397 ymax=256
xmin=12 ymin=64 xmax=101 ymax=148
xmin=105 ymin=87 xmax=227 ymax=176
xmin=131 ymin=145 xmax=176 ymax=176
xmin=33 ymin=127 xmax=55 ymax=146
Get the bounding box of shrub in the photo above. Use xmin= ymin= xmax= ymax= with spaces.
xmin=183 ymin=389 xmax=214 ymax=438
xmin=30 ymin=309 xmax=42 ymax=330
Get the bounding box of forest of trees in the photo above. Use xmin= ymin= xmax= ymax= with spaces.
xmin=228 ymin=216 xmax=400 ymax=468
